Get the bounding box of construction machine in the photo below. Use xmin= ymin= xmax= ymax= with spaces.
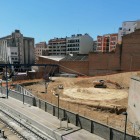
xmin=93 ymin=79 xmax=122 ymax=89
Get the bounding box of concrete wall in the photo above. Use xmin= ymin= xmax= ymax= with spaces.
xmin=1 ymin=86 xmax=139 ymax=140
xmin=127 ymin=75 xmax=140 ymax=127
xmin=80 ymin=34 xmax=93 ymax=54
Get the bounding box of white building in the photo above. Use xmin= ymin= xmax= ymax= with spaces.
xmin=66 ymin=34 xmax=93 ymax=54
xmin=118 ymin=21 xmax=137 ymax=41
xmin=135 ymin=20 xmax=140 ymax=30
xmin=7 ymin=47 xmax=18 ymax=64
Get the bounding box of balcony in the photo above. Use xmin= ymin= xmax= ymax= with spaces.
xmin=49 ymin=51 xmax=66 ymax=53
xmin=67 ymin=50 xmax=79 ymax=52
xmin=61 ymin=47 xmax=66 ymax=49
xmin=48 ymin=44 xmax=66 ymax=47
xmin=67 ymin=45 xmax=79 ymax=47
xmin=67 ymin=40 xmax=80 ymax=43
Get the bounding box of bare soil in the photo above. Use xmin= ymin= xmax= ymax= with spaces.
xmin=14 ymin=70 xmax=140 ymax=136
xmin=23 ymin=77 xmax=137 ymax=134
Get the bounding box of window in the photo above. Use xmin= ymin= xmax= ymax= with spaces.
xmin=15 ymin=58 xmax=17 ymax=60
xmin=124 ymin=23 xmax=126 ymax=26
xmin=111 ymin=46 xmax=115 ymax=49
xmin=15 ymin=52 xmax=17 ymax=55
xmin=11 ymin=52 xmax=14 ymax=55
xmin=12 ymin=58 xmax=14 ymax=60
xmin=123 ymin=28 xmax=126 ymax=31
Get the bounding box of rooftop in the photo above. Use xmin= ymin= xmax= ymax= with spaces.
xmin=39 ymin=56 xmax=65 ymax=61
xmin=60 ymin=56 xmax=88 ymax=61
xmin=35 ymin=42 xmax=46 ymax=45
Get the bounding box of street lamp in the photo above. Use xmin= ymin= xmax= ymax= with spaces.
xmin=122 ymin=112 xmax=128 ymax=140
xmin=54 ymin=92 xmax=61 ymax=119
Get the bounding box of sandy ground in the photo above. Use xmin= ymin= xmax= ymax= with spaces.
xmin=22 ymin=77 xmax=137 ymax=134
xmin=63 ymin=88 xmax=128 ymax=101
xmin=14 ymin=75 xmax=139 ymax=135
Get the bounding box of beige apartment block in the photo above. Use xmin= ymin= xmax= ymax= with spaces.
xmin=35 ymin=42 xmax=47 ymax=62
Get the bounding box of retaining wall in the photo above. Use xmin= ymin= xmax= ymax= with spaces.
xmin=127 ymin=75 xmax=140 ymax=127
xmin=1 ymin=86 xmax=140 ymax=140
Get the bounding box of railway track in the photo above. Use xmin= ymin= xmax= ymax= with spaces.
xmin=0 ymin=106 xmax=54 ymax=140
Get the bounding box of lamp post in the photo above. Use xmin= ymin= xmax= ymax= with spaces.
xmin=122 ymin=112 xmax=128 ymax=140
xmin=54 ymin=92 xmax=60 ymax=119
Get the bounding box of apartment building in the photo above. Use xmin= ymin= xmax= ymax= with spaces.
xmin=35 ymin=42 xmax=47 ymax=61
xmin=93 ymin=41 xmax=97 ymax=52
xmin=0 ymin=30 xmax=35 ymax=71
xmin=48 ymin=38 xmax=66 ymax=56
xmin=66 ymin=34 xmax=93 ymax=55
xmin=97 ymin=33 xmax=118 ymax=52
xmin=135 ymin=20 xmax=140 ymax=30
xmin=118 ymin=21 xmax=138 ymax=41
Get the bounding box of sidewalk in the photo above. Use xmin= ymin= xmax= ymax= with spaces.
xmin=0 ymin=96 xmax=105 ymax=140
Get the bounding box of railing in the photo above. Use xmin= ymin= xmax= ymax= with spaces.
xmin=15 ymin=84 xmax=34 ymax=97
xmin=48 ymin=44 xmax=66 ymax=47
xmin=49 ymin=51 xmax=66 ymax=53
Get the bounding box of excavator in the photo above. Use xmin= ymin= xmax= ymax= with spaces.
xmin=93 ymin=79 xmax=122 ymax=89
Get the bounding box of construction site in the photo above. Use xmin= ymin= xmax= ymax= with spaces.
xmin=1 ymin=63 xmax=140 ymax=138
xmin=20 ymin=70 xmax=140 ymax=132
xmin=1 ymin=30 xmax=140 ymax=139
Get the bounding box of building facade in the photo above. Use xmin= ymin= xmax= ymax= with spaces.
xmin=47 ymin=38 xmax=66 ymax=56
xmin=97 ymin=33 xmax=118 ymax=52
xmin=135 ymin=20 xmax=140 ymax=30
xmin=0 ymin=30 xmax=35 ymax=71
xmin=118 ymin=21 xmax=138 ymax=41
xmin=66 ymin=34 xmax=93 ymax=55
xmin=35 ymin=42 xmax=47 ymax=62
xmin=93 ymin=41 xmax=97 ymax=52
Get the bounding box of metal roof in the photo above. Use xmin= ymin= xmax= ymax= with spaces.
xmin=39 ymin=56 xmax=65 ymax=61
xmin=60 ymin=56 xmax=88 ymax=61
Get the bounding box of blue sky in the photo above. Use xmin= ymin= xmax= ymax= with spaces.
xmin=0 ymin=0 xmax=140 ymax=44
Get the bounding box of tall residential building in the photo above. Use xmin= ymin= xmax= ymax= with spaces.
xmin=97 ymin=33 xmax=118 ymax=52
xmin=0 ymin=30 xmax=35 ymax=71
xmin=118 ymin=21 xmax=138 ymax=41
xmin=66 ymin=34 xmax=93 ymax=54
xmin=48 ymin=38 xmax=66 ymax=56
xmin=93 ymin=41 xmax=97 ymax=52
xmin=35 ymin=42 xmax=47 ymax=62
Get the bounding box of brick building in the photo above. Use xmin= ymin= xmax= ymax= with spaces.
xmin=97 ymin=33 xmax=118 ymax=52
xmin=121 ymin=29 xmax=140 ymax=71
xmin=35 ymin=42 xmax=47 ymax=62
